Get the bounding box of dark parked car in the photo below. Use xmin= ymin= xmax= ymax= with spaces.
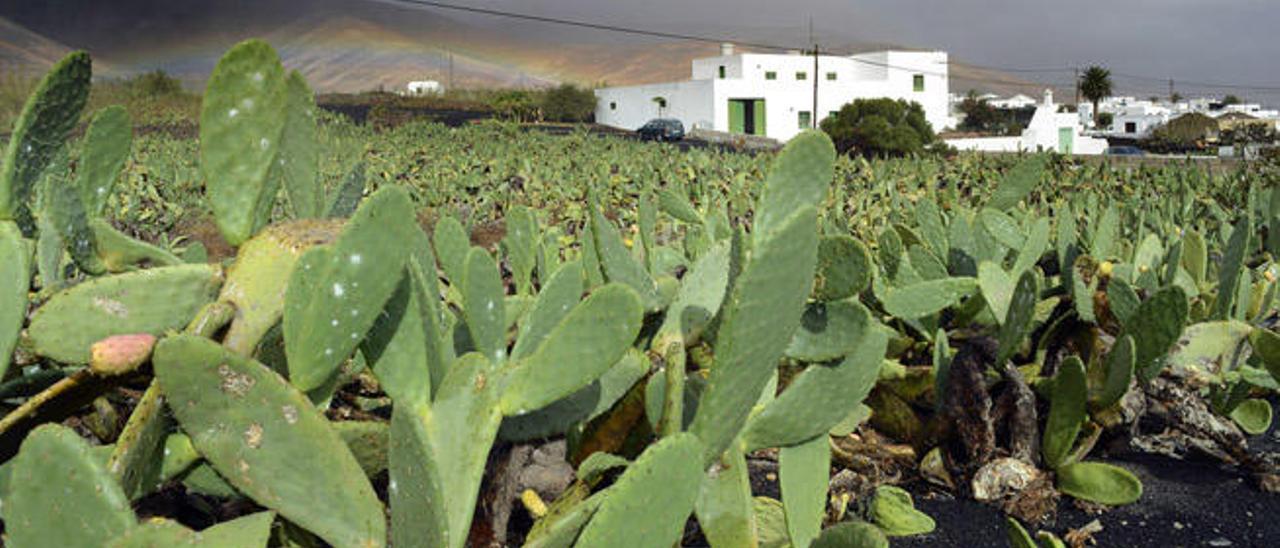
xmin=637 ymin=118 xmax=685 ymax=142
xmin=1104 ymin=145 xmax=1146 ymax=156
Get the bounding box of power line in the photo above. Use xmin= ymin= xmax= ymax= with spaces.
xmin=373 ymin=0 xmax=798 ymax=51
xmin=369 ymin=0 xmax=1280 ymax=96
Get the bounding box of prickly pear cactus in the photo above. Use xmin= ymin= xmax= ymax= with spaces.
xmin=1 ymin=424 xmax=136 ymax=548
xmin=199 ymin=39 xmax=289 ymax=246
xmin=0 ymin=221 xmax=29 ymax=377
xmin=153 ymin=335 xmax=386 ymax=548
xmin=28 ymin=264 xmax=223 ymax=363
xmin=0 ymin=51 xmax=91 ymax=231
xmin=283 ymin=187 xmax=416 ymax=392
xmin=575 ymin=433 xmax=706 ymax=548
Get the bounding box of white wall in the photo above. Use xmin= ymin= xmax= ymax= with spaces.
xmin=948 ymin=90 xmax=1107 ymax=155
xmin=595 ymin=49 xmax=954 ymax=142
xmin=595 ymin=80 xmax=716 ymax=131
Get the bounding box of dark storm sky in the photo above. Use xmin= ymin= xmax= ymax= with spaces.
xmin=6 ymin=0 xmax=1279 ymax=102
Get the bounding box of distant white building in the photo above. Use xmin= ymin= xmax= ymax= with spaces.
xmin=594 ymin=44 xmax=953 ymax=142
xmin=1080 ymin=95 xmax=1280 ymax=138
xmin=947 ymin=90 xmax=1108 ymax=155
xmin=988 ymin=93 xmax=1037 ymax=109
xmin=405 ymin=80 xmax=443 ymax=96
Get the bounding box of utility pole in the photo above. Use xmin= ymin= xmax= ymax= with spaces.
xmin=1074 ymin=65 xmax=1080 ymax=106
xmin=1168 ymin=78 xmax=1175 ymax=103
xmin=448 ymin=48 xmax=455 ymax=91
xmin=810 ymin=17 xmax=818 ymax=129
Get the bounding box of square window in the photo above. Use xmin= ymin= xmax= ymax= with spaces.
xmin=1125 ymin=122 xmax=1137 ymax=133
xmin=913 ymin=74 xmax=925 ymax=92
xmin=610 ymin=102 xmax=616 ymax=110
xmin=796 ymin=71 xmax=808 ymax=80
xmin=798 ymin=111 xmax=812 ymax=129
xmin=826 ymin=72 xmax=837 ymax=81
xmin=765 ymin=71 xmax=777 ymax=80
xmin=719 ymin=66 xmax=726 ymax=79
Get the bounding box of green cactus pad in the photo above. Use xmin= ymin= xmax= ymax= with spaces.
xmin=389 ymin=353 xmax=502 ymax=548
xmin=1092 ymin=335 xmax=1135 ymax=411
xmin=333 ymin=420 xmax=390 ymax=477
xmin=432 ymin=214 xmax=470 ymax=286
xmin=29 ymin=264 xmax=222 ymax=363
xmin=753 ymin=131 xmax=835 ymax=241
xmin=284 ymin=187 xmax=416 ymax=392
xmin=511 ymin=259 xmax=583 ymax=360
xmin=978 ymin=262 xmax=1014 ymax=322
xmin=811 ymin=520 xmax=889 ymax=548
xmin=746 ymin=308 xmax=887 ymax=450
xmin=1217 ymin=216 xmax=1252 ymax=320
xmin=90 ymin=219 xmax=185 ymax=272
xmin=1107 ymin=276 xmax=1141 ymax=326
xmin=1 ymin=424 xmax=135 ymax=548
xmin=363 ymin=275 xmax=431 ymax=406
xmin=576 ymin=433 xmax=705 ymax=548
xmin=1167 ymin=320 xmax=1252 ymax=377
xmin=870 ymin=485 xmax=936 ymax=536
xmin=1043 ymin=356 xmax=1087 ymax=469
xmin=279 ymin=71 xmax=322 ymax=219
xmin=1249 ymin=328 xmax=1280 ymax=384
xmin=1125 ymin=286 xmax=1188 ymax=381
xmin=986 ymin=155 xmax=1045 ymax=211
xmin=1229 ymin=398 xmax=1272 ymax=435
xmin=326 ymin=162 xmax=366 ymax=219
xmin=995 ymin=269 xmax=1039 ymax=365
xmin=200 ymin=39 xmax=288 ymax=245
xmin=405 ymin=229 xmax=451 ymax=397
xmin=500 ymin=283 xmax=642 ymax=415
xmin=107 ymin=382 xmax=171 ymax=500
xmin=1005 ymin=517 xmax=1037 ymax=548
xmin=461 ymin=247 xmax=507 ymax=363
xmin=0 ymin=221 xmax=29 ymax=377
xmin=914 ymin=199 xmax=949 ymax=259
xmin=814 ymin=235 xmax=872 ymax=301
xmin=503 ymin=205 xmax=538 ymax=294
xmin=690 ymin=209 xmax=820 ymax=462
xmin=107 ymin=512 xmax=275 ymax=547
xmin=695 ymin=441 xmax=755 ymax=548
xmin=653 ymin=241 xmax=730 ymax=351
xmin=785 ymin=300 xmax=874 ymax=362
xmin=1012 ymin=217 xmax=1051 ymax=275
xmin=1055 ymin=461 xmax=1142 ymax=505
xmin=980 ymin=208 xmax=1025 ymax=250
xmin=779 ymin=434 xmax=829 ymax=547
xmin=1090 ymin=205 xmax=1119 ymax=260
xmin=523 ymin=488 xmax=609 ymax=548
xmin=219 ymin=219 xmax=342 ymax=356
xmin=881 ymin=277 xmax=978 ymax=319
xmin=499 ymin=348 xmax=647 ymax=442
xmin=0 ymin=51 xmax=91 ymax=228
xmin=77 ymin=105 xmax=132 ymax=217
xmin=658 ymin=187 xmax=703 ymax=224
xmin=43 ymin=148 xmax=104 ymax=274
xmin=589 ymin=200 xmax=662 ymax=311
xmin=1182 ymin=229 xmax=1207 ymax=286
xmin=153 ymin=335 xmax=385 ymax=548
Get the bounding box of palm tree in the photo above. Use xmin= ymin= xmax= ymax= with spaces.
xmin=1079 ymin=66 xmax=1113 ymax=127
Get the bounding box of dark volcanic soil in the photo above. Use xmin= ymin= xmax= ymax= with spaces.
xmin=899 ymin=425 xmax=1280 ymax=547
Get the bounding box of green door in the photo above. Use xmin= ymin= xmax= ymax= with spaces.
xmin=752 ymin=99 xmax=766 ymax=136
xmin=729 ymin=100 xmax=745 ymax=134
xmin=1058 ymin=128 xmax=1073 ymax=154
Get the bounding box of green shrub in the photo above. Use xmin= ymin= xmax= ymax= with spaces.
xmin=820 ymin=98 xmax=934 ymax=157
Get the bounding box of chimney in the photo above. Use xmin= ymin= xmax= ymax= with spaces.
xmin=721 ymin=43 xmax=735 ymax=56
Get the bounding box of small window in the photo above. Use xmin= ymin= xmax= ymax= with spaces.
xmin=656 ymin=98 xmax=667 ymax=108
xmin=765 ymin=71 xmax=777 ymax=80
xmin=826 ymin=72 xmax=837 ymax=81
xmin=796 ymin=71 xmax=808 ymax=80
xmin=609 ymin=102 xmax=617 ymax=110
xmin=913 ymin=74 xmax=925 ymax=92
xmin=1125 ymin=122 xmax=1137 ymax=133
xmin=798 ymin=111 xmax=812 ymax=129
xmin=719 ymin=66 xmax=726 ymax=79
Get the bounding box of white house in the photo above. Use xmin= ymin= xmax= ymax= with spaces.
xmin=947 ymin=90 xmax=1108 ymax=155
xmin=989 ymin=94 xmax=1037 ymax=110
xmin=594 ymin=44 xmax=952 ymax=142
xmin=405 ymin=80 xmax=443 ymax=96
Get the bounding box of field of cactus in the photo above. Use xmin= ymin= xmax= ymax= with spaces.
xmin=1 ymin=40 xmax=1279 ymax=547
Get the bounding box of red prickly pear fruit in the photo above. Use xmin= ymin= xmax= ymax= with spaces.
xmin=90 ymin=334 xmax=157 ymax=376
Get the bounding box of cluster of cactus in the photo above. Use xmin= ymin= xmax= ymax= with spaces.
xmin=3 ymin=38 xmax=1280 ymax=548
